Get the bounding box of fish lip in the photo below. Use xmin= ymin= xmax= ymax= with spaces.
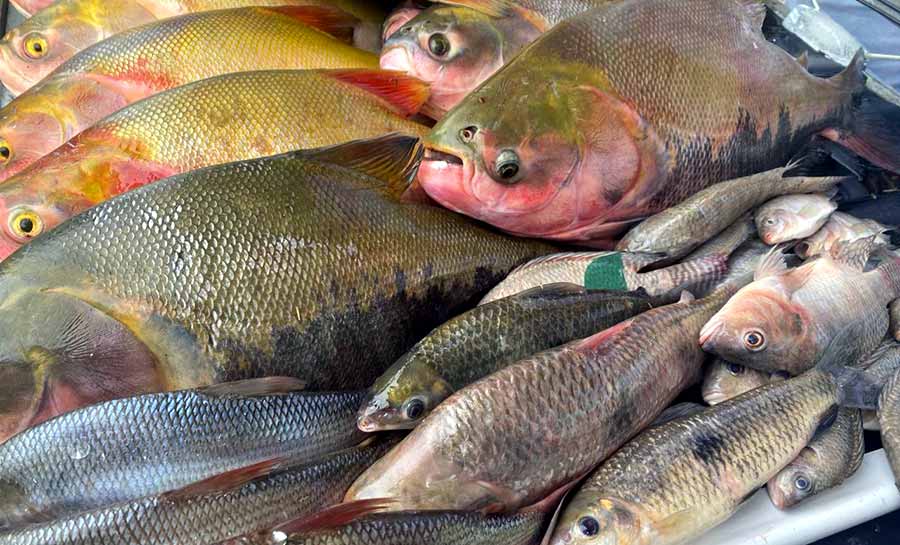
xmin=703 ymin=390 xmax=727 ymax=405
xmin=379 ymin=44 xmax=413 ymax=74
xmin=423 ymin=148 xmax=463 ymax=166
xmin=698 ymin=318 xmax=724 ymax=349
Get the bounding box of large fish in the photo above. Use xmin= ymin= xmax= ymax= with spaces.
xmin=0 ymin=378 xmax=366 ymax=528
xmin=357 ymin=284 xmax=654 ymax=432
xmin=0 ymin=438 xmax=396 ymax=545
xmin=0 ymin=0 xmax=384 ymax=95
xmin=700 ymin=240 xmax=897 ymax=374
xmin=345 ymin=283 xmax=741 ymax=513
xmin=0 ymin=135 xmax=552 ymax=444
xmin=0 ymin=69 xmax=429 ymax=261
xmin=0 ymin=6 xmax=378 ymax=183
xmin=417 ymin=0 xmax=900 ymax=244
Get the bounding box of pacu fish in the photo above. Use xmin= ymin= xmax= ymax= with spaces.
xmin=0 ymin=379 xmax=366 ymax=528
xmin=0 ymin=69 xmax=429 ymax=261
xmin=702 ymin=358 xmax=787 ymax=406
xmin=796 ymin=211 xmax=891 ymax=259
xmin=0 ymin=0 xmax=384 ymax=95
xmin=755 ymin=193 xmax=837 ymax=245
xmin=358 ymin=284 xmax=653 ymax=432
xmin=0 ymin=135 xmax=553 ymax=444
xmin=345 ymin=283 xmax=741 ymax=513
xmin=0 ymin=6 xmax=378 ymax=183
xmin=418 ymin=0 xmax=900 ymax=243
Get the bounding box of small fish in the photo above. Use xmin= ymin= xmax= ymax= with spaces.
xmin=767 ymin=408 xmax=864 ymax=509
xmin=796 ymin=211 xmax=891 ymax=259
xmin=0 ymin=438 xmax=395 ymax=545
xmin=702 ymin=358 xmax=786 ymax=406
xmin=0 ymin=379 xmax=366 ymax=529
xmin=879 ymin=367 xmax=900 ymax=489
xmin=358 ymin=284 xmax=653 ymax=431
xmin=755 ymin=193 xmax=837 ymax=245
xmin=618 ymin=169 xmax=842 ymax=259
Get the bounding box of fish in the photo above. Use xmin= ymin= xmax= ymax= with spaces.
xmin=755 ymin=193 xmax=837 ymax=245
xmin=357 ymin=283 xmax=654 ymax=432
xmin=701 ymin=358 xmax=787 ymax=406
xmin=767 ymin=407 xmax=864 ymax=509
xmin=616 ymin=169 xmax=842 ymax=259
xmin=0 ymin=378 xmax=367 ymax=528
xmin=0 ymin=6 xmax=379 ymax=183
xmin=0 ymin=134 xmax=553 ymax=444
xmin=892 ymin=300 xmax=900 ymax=342
xmin=795 ymin=211 xmax=891 ymax=259
xmin=879 ymin=367 xmax=900 ymax=489
xmin=345 ymin=282 xmax=743 ymax=513
xmin=682 ymin=214 xmax=755 ymax=262
xmin=9 ymin=0 xmax=53 ymax=16
xmin=0 ymin=0 xmax=385 ymax=96
xmin=0 ymin=437 xmax=396 ymax=545
xmin=383 ymin=0 xmax=428 ymax=41
xmin=547 ymin=331 xmax=869 ymax=545
xmin=479 ymin=252 xmax=727 ymax=304
xmin=700 ymin=239 xmax=897 ymax=374
xmin=417 ymin=0 xmax=900 ymax=244
xmin=0 ymin=69 xmax=430 ymax=261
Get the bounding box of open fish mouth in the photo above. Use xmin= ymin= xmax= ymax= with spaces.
xmin=423 ymin=148 xmax=464 ymax=166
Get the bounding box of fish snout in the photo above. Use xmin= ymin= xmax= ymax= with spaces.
xmin=699 ymin=318 xmax=726 ymax=350
xmin=380 ymin=46 xmax=414 ymax=75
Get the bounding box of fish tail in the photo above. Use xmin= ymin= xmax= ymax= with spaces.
xmin=815 ymin=324 xmax=882 ymax=410
xmin=822 ymin=50 xmax=900 ymax=174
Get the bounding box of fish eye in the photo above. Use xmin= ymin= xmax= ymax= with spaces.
xmin=459 ymin=126 xmax=477 ymax=143
xmin=577 ymin=516 xmax=602 ymax=537
xmin=794 ymin=475 xmax=811 ymax=491
xmin=0 ymin=140 xmax=10 ymax=165
xmin=726 ymin=363 xmax=745 ymax=376
xmin=22 ymin=33 xmax=48 ymax=59
xmin=763 ymin=217 xmax=778 ymax=227
xmin=742 ymin=330 xmax=766 ymax=352
xmin=403 ymin=397 xmax=426 ymax=421
xmin=8 ymin=208 xmax=43 ymax=241
xmin=428 ymin=33 xmax=450 ymax=57
xmin=494 ymin=150 xmax=521 ymax=183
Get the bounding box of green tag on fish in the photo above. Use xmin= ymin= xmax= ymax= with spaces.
xmin=584 ymin=252 xmax=628 ymax=291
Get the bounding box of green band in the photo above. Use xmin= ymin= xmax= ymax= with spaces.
xmin=584 ymin=252 xmax=628 ymax=291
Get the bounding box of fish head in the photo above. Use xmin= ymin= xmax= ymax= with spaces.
xmin=549 ymin=496 xmax=646 ymax=545
xmin=701 ymin=358 xmax=775 ymax=405
xmin=383 ymin=0 xmax=428 ymax=41
xmin=0 ymin=479 xmax=40 ymax=528
xmin=755 ymin=208 xmax=797 ymax=245
xmin=357 ymin=356 xmax=453 ymax=432
xmin=767 ymin=451 xmax=818 ymax=509
xmin=699 ymin=283 xmax=813 ymax=373
xmin=381 ymin=5 xmax=541 ymax=116
xmin=0 ymin=92 xmax=70 ymax=182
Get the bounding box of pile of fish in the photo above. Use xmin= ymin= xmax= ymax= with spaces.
xmin=0 ymin=0 xmax=899 ymax=544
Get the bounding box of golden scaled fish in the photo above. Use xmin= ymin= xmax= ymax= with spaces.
xmin=0 ymin=0 xmax=385 ymax=95
xmin=0 ymin=69 xmax=429 ymax=261
xmin=0 ymin=6 xmax=377 ymax=183
xmin=701 ymin=358 xmax=787 ymax=406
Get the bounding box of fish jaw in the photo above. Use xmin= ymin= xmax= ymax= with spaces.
xmin=767 ymin=454 xmax=816 ymax=509
xmin=548 ymin=495 xmax=649 ymax=545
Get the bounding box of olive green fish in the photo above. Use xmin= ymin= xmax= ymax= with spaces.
xmin=702 ymin=358 xmax=786 ymax=406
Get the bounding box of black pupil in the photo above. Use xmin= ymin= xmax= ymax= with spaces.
xmin=461 ymin=126 xmax=476 ymax=141
xmin=747 ymin=333 xmax=760 ymax=346
xmin=727 ymin=363 xmax=744 ymax=375
xmin=429 ymin=34 xmax=449 ymax=56
xmin=498 ymin=162 xmax=519 ymax=179
xmin=0 ymin=147 xmax=9 ymax=160
xmin=33 ymin=42 xmax=42 ymax=53
xmin=796 ymin=477 xmax=809 ymax=490
xmin=18 ymin=217 xmax=33 ymax=233
xmin=406 ymin=400 xmax=424 ymax=419
xmin=578 ymin=517 xmax=601 ymax=537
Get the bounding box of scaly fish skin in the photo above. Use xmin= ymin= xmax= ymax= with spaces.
xmin=879 ymin=367 xmax=900 ymax=489
xmin=796 ymin=211 xmax=891 ymax=259
xmin=0 ymin=383 xmax=366 ymax=528
xmin=702 ymin=358 xmax=784 ymax=406
xmin=755 ymin=193 xmax=837 ymax=245
xmin=0 ymin=69 xmax=429 ymax=261
xmin=358 ymin=285 xmax=653 ymax=431
xmin=345 ymin=284 xmax=739 ymax=513
xmin=0 ymin=7 xmax=378 ymax=183
xmin=0 ymin=135 xmax=552 ymax=444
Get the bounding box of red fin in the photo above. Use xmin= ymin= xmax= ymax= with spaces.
xmin=161 ymin=457 xmax=288 ymax=501
xmin=198 ymin=377 xmax=306 ymax=398
xmin=574 ymin=319 xmax=633 ymax=351
xmin=275 ymin=498 xmax=399 ymax=534
xmin=263 ymin=6 xmax=359 ymax=43
xmin=325 ymin=69 xmax=430 ymax=117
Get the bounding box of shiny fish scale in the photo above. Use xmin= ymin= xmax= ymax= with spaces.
xmin=0 ymin=442 xmax=390 ymax=545
xmin=288 ymin=511 xmax=544 ymax=545
xmin=0 ymin=390 xmax=366 ymax=517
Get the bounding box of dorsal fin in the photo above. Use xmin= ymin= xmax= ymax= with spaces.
xmin=830 ymin=236 xmax=876 ymax=271
xmin=161 ymin=456 xmax=289 ymax=502
xmin=299 ymin=134 xmax=423 ymax=199
xmin=198 ymin=377 xmax=306 ymax=398
xmin=324 ymin=69 xmax=430 ymax=117
xmin=262 ymin=6 xmax=360 ymax=43
xmin=275 ymin=498 xmax=399 ymax=534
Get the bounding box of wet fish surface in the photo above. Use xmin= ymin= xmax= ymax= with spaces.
xmin=755 ymin=193 xmax=837 ymax=245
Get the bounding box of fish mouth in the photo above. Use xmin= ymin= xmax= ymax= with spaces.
xmin=380 ymin=45 xmax=414 ymax=75
xmin=423 ymin=148 xmax=464 ymax=166
xmin=698 ymin=318 xmax=725 ymax=349
xmin=703 ymin=389 xmax=727 ymax=406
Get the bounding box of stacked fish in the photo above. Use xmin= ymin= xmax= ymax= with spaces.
xmin=0 ymin=0 xmax=899 ymax=544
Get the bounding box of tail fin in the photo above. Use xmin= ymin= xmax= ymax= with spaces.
xmin=815 ymin=324 xmax=883 ymax=410
xmin=823 ymin=50 xmax=900 ymax=174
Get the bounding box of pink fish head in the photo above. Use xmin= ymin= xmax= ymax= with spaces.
xmin=0 ymin=97 xmax=70 ymax=183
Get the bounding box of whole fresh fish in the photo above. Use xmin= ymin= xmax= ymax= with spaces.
xmin=9 ymin=0 xmax=53 ymax=16
xmin=683 ymin=214 xmax=755 ymax=262
xmin=480 ymin=252 xmax=726 ymax=304
xmin=755 ymin=193 xmax=837 ymax=245
xmin=357 ymin=284 xmax=654 ymax=432
xmin=345 ymin=283 xmax=742 ymax=513
xmin=617 ymin=169 xmax=842 ymax=258
xmin=0 ymin=135 xmax=552 ymax=444
xmin=417 ymin=0 xmax=900 ymax=244
xmin=0 ymin=0 xmax=384 ymax=95
xmin=767 ymin=407 xmax=864 ymax=509
xmin=0 ymin=438 xmax=395 ymax=545
xmin=700 ymin=240 xmax=897 ymax=374
xmin=702 ymin=358 xmax=786 ymax=406
xmin=796 ymin=211 xmax=891 ymax=259
xmin=0 ymin=378 xmax=366 ymax=528
xmin=548 ymin=335 xmax=865 ymax=545
xmin=0 ymin=6 xmax=378 ymax=183
xmin=0 ymin=69 xmax=429 ymax=261
xmin=879 ymin=367 xmax=900 ymax=489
